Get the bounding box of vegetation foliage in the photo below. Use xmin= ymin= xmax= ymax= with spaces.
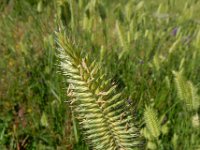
xmin=0 ymin=0 xmax=200 ymax=149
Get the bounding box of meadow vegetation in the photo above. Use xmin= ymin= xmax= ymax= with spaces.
xmin=0 ymin=0 xmax=200 ymax=149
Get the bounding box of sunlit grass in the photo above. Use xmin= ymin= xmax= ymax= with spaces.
xmin=0 ymin=0 xmax=199 ymax=149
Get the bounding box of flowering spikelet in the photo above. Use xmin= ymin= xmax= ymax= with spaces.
xmin=56 ymin=31 xmax=140 ymax=149
xmin=144 ymin=107 xmax=160 ymax=139
xmin=173 ymin=70 xmax=200 ymax=111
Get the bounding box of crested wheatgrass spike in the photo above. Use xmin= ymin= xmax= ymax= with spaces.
xmin=173 ymin=70 xmax=200 ymax=111
xmin=172 ymin=70 xmax=188 ymax=101
xmin=56 ymin=31 xmax=140 ymax=149
xmin=144 ymin=107 xmax=160 ymax=139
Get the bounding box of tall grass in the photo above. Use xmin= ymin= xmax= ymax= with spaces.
xmin=0 ymin=0 xmax=200 ymax=149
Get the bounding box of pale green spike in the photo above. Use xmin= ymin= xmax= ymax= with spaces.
xmin=188 ymin=81 xmax=200 ymax=111
xmin=173 ymin=70 xmax=200 ymax=111
xmin=144 ymin=107 xmax=160 ymax=139
xmin=57 ymin=32 xmax=139 ymax=149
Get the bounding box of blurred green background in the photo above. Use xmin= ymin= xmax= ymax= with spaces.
xmin=0 ymin=0 xmax=200 ymax=149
